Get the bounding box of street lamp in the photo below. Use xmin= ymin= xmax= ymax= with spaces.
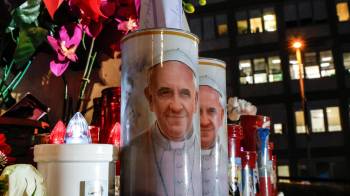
xmin=292 ymin=40 xmax=305 ymax=109
xmin=292 ymin=38 xmax=313 ymax=176
xmin=291 ymin=39 xmax=309 ymax=134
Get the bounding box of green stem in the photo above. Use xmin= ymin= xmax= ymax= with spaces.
xmin=86 ymin=52 xmax=97 ymax=81
xmin=82 ymin=38 xmax=95 ymax=78
xmin=0 ymin=60 xmax=31 ymax=97
xmin=76 ymin=38 xmax=96 ymax=112
xmin=11 ymin=60 xmax=31 ymax=90
xmin=82 ymin=32 xmax=86 ymax=50
xmin=4 ymin=60 xmax=14 ymax=81
xmin=1 ymin=72 xmax=21 ymax=97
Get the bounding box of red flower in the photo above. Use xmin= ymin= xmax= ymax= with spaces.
xmin=69 ymin=0 xmax=107 ymax=22
xmin=0 ymin=134 xmax=11 ymax=155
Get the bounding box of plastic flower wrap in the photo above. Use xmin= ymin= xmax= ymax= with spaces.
xmin=64 ymin=112 xmax=92 ymax=144
xmin=227 ymin=97 xmax=257 ymax=122
xmin=0 ymin=164 xmax=46 ymax=196
xmin=49 ymin=120 xmax=66 ymax=144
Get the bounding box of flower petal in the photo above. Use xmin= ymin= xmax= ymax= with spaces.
xmin=83 ymin=19 xmax=103 ymax=37
xmin=100 ymin=0 xmax=116 ymax=17
xmin=43 ymin=0 xmax=64 ymax=19
xmin=65 ymin=24 xmax=83 ymax=47
xmin=59 ymin=25 xmax=70 ymax=44
xmin=50 ymin=60 xmax=70 ymax=77
xmin=47 ymin=36 xmax=60 ymax=51
xmin=70 ymin=0 xmax=107 ymax=22
xmin=56 ymin=49 xmax=67 ymax=62
xmin=66 ymin=53 xmax=78 ymax=62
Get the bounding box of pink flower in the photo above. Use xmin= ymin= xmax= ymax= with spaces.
xmin=47 ymin=24 xmax=83 ymax=76
xmin=116 ymin=18 xmax=138 ymax=34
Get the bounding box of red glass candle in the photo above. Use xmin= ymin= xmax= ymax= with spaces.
xmin=240 ymin=115 xmax=270 ymax=152
xmin=227 ymin=124 xmax=244 ymax=195
xmin=271 ymin=155 xmax=277 ymax=196
xmin=100 ymin=87 xmax=121 ymax=143
xmin=268 ymin=142 xmax=274 ymax=160
xmin=241 ymin=151 xmax=257 ymax=196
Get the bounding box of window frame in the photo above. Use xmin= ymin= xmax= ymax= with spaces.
xmin=284 ymin=0 xmax=328 ymax=27
xmin=289 ymin=50 xmax=335 ymax=80
xmin=235 ymin=7 xmax=277 ymax=35
xmin=295 ymin=106 xmax=342 ymax=134
xmin=239 ymin=55 xmax=283 ymax=85
xmin=189 ymin=13 xmax=229 ymax=41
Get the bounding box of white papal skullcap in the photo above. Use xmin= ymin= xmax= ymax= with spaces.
xmin=150 ymin=49 xmax=197 ymax=76
xmin=199 ymin=75 xmax=223 ymax=97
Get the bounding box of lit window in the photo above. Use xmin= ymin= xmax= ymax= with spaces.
xmin=217 ymin=24 xmax=228 ymax=36
xmin=239 ymin=60 xmax=253 ymax=84
xmin=268 ymin=56 xmax=282 ymax=82
xmin=253 ymin=58 xmax=267 ymax=83
xmin=249 ymin=9 xmax=263 ymax=33
xmin=216 ymin=14 xmax=228 ymax=36
xmin=343 ymin=52 xmax=350 ymax=72
xmin=295 ymin=111 xmax=306 ymax=133
xmin=274 ymin=123 xmax=283 ymax=134
xmin=277 ymin=165 xmax=290 ymax=177
xmin=263 ymin=8 xmax=277 ymax=32
xmin=250 ymin=17 xmax=263 ymax=33
xmin=237 ymin=20 xmax=248 ymax=34
xmin=305 ymin=66 xmax=321 ymax=79
xmin=289 ymin=54 xmax=303 ymax=79
xmin=336 ymin=2 xmax=350 ymax=22
xmin=236 ymin=11 xmax=248 ymax=34
xmin=310 ymin=109 xmax=326 ymax=133
xmin=320 ymin=50 xmax=335 ymax=77
xmin=304 ymin=52 xmax=320 ymax=79
xmin=326 ymin=107 xmax=341 ymax=132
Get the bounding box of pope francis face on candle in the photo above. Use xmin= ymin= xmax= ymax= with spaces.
xmin=199 ymin=85 xmax=224 ymax=149
xmin=144 ymin=60 xmax=198 ymax=142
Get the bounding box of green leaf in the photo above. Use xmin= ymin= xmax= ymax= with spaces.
xmin=13 ymin=30 xmax=35 ymax=67
xmin=13 ymin=26 xmax=47 ymax=67
xmin=5 ymin=19 xmax=16 ymax=34
xmin=26 ymin=26 xmax=48 ymax=48
xmin=13 ymin=0 xmax=42 ymax=26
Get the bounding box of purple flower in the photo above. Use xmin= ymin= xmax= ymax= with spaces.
xmin=47 ymin=24 xmax=83 ymax=76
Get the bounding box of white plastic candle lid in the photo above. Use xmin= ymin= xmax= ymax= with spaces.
xmin=34 ymin=144 xmax=118 ymax=162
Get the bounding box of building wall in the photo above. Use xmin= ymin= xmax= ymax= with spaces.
xmin=189 ymin=0 xmax=350 ymax=180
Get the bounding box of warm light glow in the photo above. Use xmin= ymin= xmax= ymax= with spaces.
xmin=337 ymin=2 xmax=350 ymax=22
xmin=271 ymin=59 xmax=281 ymax=64
xmin=292 ymin=40 xmax=303 ymax=49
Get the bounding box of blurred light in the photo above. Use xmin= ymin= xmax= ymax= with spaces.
xmin=263 ymin=14 xmax=275 ymax=20
xmin=64 ymin=112 xmax=92 ymax=144
xmin=49 ymin=120 xmax=66 ymax=144
xmin=289 ymin=60 xmax=298 ymax=64
xmin=321 ymin=57 xmax=332 ymax=62
xmin=320 ymin=62 xmax=330 ymax=67
xmin=240 ymin=62 xmax=251 ymax=68
xmin=272 ymin=59 xmax=281 ymax=64
xmin=292 ymin=40 xmax=303 ymax=49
